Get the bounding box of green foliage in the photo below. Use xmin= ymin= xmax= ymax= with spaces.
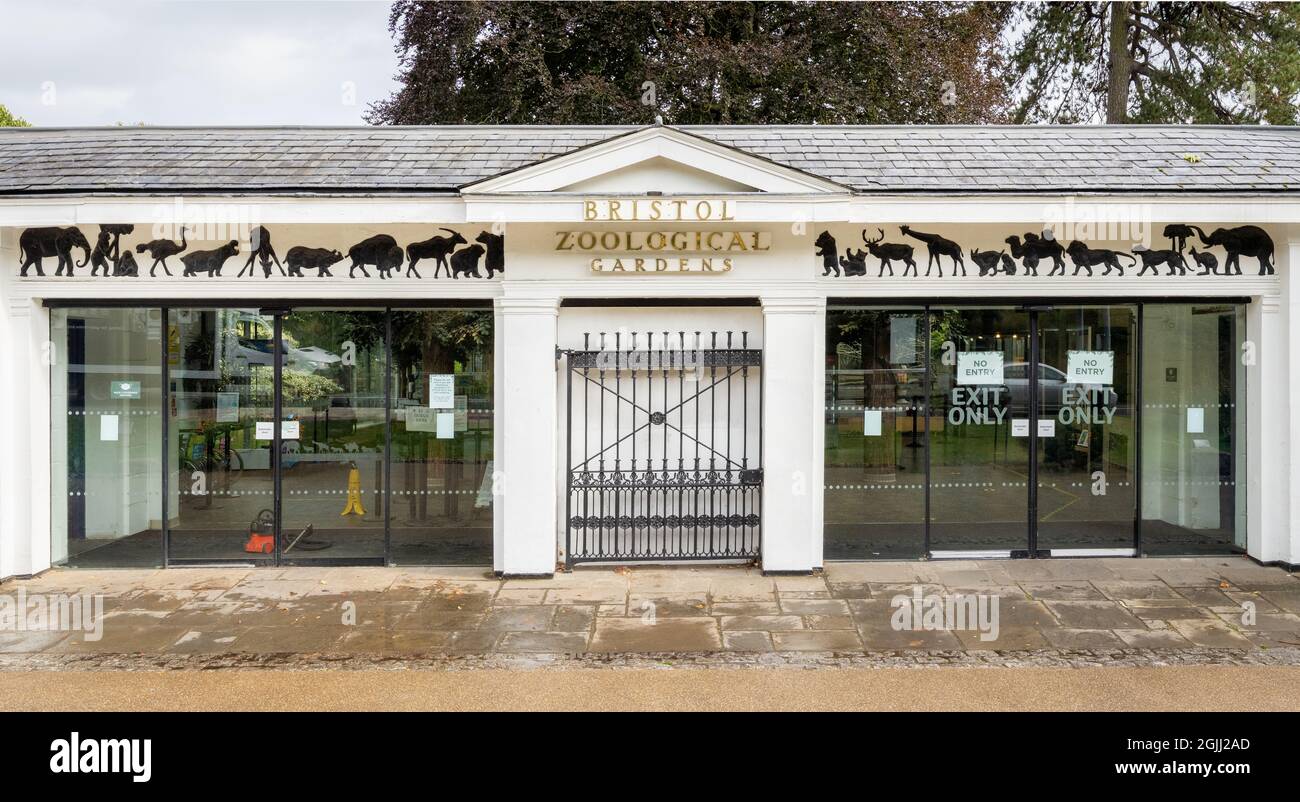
xmin=0 ymin=103 xmax=30 ymax=127
xmin=367 ymin=1 xmax=1011 ymax=125
xmin=1009 ymin=2 xmax=1300 ymax=123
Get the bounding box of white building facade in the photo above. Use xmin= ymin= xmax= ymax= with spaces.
xmin=1 ymin=124 xmax=1297 ymax=578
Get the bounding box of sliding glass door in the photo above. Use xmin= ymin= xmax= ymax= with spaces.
xmin=928 ymin=307 xmax=1032 ymax=554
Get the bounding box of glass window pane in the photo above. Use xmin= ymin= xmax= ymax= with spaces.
xmin=1140 ymin=304 xmax=1246 ymax=555
xmin=928 ymin=308 xmax=1030 ymax=552
xmin=52 ymin=308 xmax=163 ymax=567
xmin=389 ymin=309 xmax=494 ymax=565
xmin=823 ymin=308 xmax=925 ymax=559
xmin=279 ymin=309 xmax=388 ymax=562
xmin=167 ymin=308 xmax=277 ymax=562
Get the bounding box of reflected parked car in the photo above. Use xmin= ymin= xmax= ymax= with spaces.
xmin=1002 ymin=362 xmax=1079 ymax=413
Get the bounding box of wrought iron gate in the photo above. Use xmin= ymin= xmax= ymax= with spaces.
xmin=561 ymin=330 xmax=763 ymax=566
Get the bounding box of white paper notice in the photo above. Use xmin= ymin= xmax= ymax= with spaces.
xmin=1012 ymin=419 xmax=1030 ymax=437
xmin=100 ymin=414 xmax=119 ymax=441
xmin=436 ymin=412 xmax=455 ymax=439
xmin=255 ymin=421 xmax=275 ymax=440
xmin=406 ymin=407 xmax=436 ymax=433
xmin=1187 ymin=407 xmax=1205 ymax=434
xmin=281 ymin=420 xmax=300 ymax=440
xmin=1066 ymin=351 xmax=1114 ymax=384
xmin=429 ymin=375 xmax=455 ymax=409
xmin=863 ymin=409 xmax=882 ymax=437
xmin=1038 ymin=419 xmax=1056 ymax=437
xmin=956 ymin=352 xmax=1004 ymax=385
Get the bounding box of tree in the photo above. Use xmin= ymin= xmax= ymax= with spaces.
xmin=367 ymin=1 xmax=1010 ymax=125
xmin=1009 ymin=2 xmax=1300 ymax=124
xmin=0 ymin=103 xmax=30 ymax=127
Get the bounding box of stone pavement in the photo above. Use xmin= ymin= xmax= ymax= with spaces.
xmin=2 ymin=557 xmax=1299 ymax=665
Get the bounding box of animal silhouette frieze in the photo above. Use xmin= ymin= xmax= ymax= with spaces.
xmin=900 ymin=226 xmax=964 ymax=277
xmin=406 ymin=228 xmax=466 ymax=278
xmin=19 ymin=226 xmax=90 ymax=277
xmin=1006 ymin=231 xmax=1065 ymax=276
xmin=89 ymin=224 xmax=135 ymax=277
xmin=136 ymin=226 xmax=188 ymax=277
xmin=1065 ymin=241 xmax=1136 ymax=277
xmin=181 ymin=240 xmax=240 ymax=277
xmin=347 ymin=234 xmax=402 ymax=279
xmin=1188 ymin=246 xmax=1218 ymax=276
xmin=239 ymin=225 xmax=285 ymax=278
xmin=970 ymin=248 xmax=1012 ymax=277
xmin=476 ymin=230 xmax=505 ymax=278
xmin=1132 ymin=244 xmax=1189 ymax=276
xmin=286 ymin=246 xmax=343 ymax=277
xmin=449 ymin=244 xmax=486 ymax=278
xmin=1190 ymin=225 xmax=1274 ymax=275
xmin=1163 ymin=224 xmax=1196 ymax=254
xmin=862 ymin=229 xmax=916 ymax=276
xmin=814 ymin=231 xmax=839 ymax=276
xmin=838 ymin=247 xmax=868 ymax=277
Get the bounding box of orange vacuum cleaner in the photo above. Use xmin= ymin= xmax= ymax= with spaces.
xmin=244 ymin=509 xmax=276 ymax=554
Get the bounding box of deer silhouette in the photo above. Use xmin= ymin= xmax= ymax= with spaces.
xmin=135 ymin=226 xmax=188 ymax=277
xmin=862 ymin=229 xmax=916 ymax=277
xmin=900 ymin=226 xmax=964 ymax=277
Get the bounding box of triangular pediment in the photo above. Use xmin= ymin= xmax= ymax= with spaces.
xmin=461 ymin=125 xmax=847 ymax=195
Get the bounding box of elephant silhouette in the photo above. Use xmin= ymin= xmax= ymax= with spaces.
xmin=19 ymin=227 xmax=90 ymax=277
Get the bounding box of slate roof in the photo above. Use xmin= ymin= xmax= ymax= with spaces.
xmin=1 ymin=124 xmax=1297 ymax=195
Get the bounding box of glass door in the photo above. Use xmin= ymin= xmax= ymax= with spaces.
xmin=277 ymin=309 xmax=388 ymax=564
xmin=1035 ymin=306 xmax=1138 ymax=554
xmin=167 ymin=308 xmax=278 ymax=563
xmin=926 ymin=304 xmax=1139 ymax=557
xmin=928 ymin=307 xmax=1031 ymax=555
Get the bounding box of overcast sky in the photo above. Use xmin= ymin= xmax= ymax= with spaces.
xmin=0 ymin=0 xmax=401 ymax=126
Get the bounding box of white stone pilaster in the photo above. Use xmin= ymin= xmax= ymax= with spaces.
xmin=1249 ymin=292 xmax=1289 ymax=564
xmin=760 ymin=295 xmax=824 ymax=573
xmin=495 ymin=296 xmax=560 ymax=576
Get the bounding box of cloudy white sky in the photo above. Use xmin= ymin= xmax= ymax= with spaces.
xmin=0 ymin=0 xmax=402 ymax=126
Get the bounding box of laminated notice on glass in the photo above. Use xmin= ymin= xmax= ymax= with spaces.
xmin=1067 ymin=351 xmax=1114 ymax=384
xmin=956 ymin=352 xmax=1003 ymax=385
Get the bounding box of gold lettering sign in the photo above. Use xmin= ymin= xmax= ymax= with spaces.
xmin=590 ymin=257 xmax=733 ymax=273
xmin=555 ymin=230 xmax=770 ymax=252
xmin=582 ymin=199 xmax=736 ymax=222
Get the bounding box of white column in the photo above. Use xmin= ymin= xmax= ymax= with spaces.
xmin=1285 ymin=239 xmax=1300 ymax=566
xmin=760 ymin=295 xmax=824 ymax=573
xmin=495 ymin=296 xmax=559 ymax=576
xmin=1249 ymin=292 xmax=1290 ymax=564
xmin=0 ymin=293 xmax=51 ymax=579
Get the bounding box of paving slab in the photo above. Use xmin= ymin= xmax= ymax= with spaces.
xmin=1114 ymin=628 xmax=1195 ymax=649
xmin=497 ymin=631 xmax=589 ymax=653
xmin=590 ymin=618 xmax=721 ymax=652
xmin=1045 ymin=601 xmax=1147 ymax=629
xmin=1093 ymin=580 xmax=1182 ymax=601
xmin=1168 ymin=619 xmax=1254 ymax=649
xmin=721 ymin=631 xmax=773 ymax=651
xmin=1042 ymin=628 xmax=1126 ymax=650
xmin=772 ymin=630 xmax=863 ymax=651
xmin=1019 ymin=581 xmax=1107 ymax=601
